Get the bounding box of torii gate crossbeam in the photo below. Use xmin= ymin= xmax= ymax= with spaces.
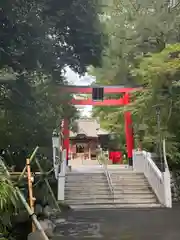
xmin=61 ymin=85 xmax=141 ymax=166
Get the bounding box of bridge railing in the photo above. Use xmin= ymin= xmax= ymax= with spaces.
xmin=133 ymin=149 xmax=172 ymax=208
xmin=57 ymin=150 xmax=66 ymax=201
xmin=97 ymin=150 xmax=114 ymax=199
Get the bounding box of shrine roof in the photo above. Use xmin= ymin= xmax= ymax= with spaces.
xmin=70 ymin=118 xmax=109 ymax=138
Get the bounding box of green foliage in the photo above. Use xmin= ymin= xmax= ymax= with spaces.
xmin=91 ymin=0 xmax=180 ymax=166
xmin=0 ymin=0 xmax=103 ymax=76
xmin=0 ymin=159 xmax=19 ymax=238
xmin=0 ymin=72 xmax=77 ymax=149
xmin=127 ymin=43 xmax=180 ymax=165
xmin=0 ymin=0 xmax=104 ymax=150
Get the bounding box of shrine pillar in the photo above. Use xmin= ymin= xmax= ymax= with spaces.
xmin=124 ymin=93 xmax=134 ymax=166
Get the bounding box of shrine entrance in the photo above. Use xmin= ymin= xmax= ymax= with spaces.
xmin=60 ymin=85 xmax=141 ymax=166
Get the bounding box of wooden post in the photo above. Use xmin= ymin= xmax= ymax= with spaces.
xmin=26 ymin=158 xmax=36 ymax=232
xmin=18 ymin=146 xmax=39 ymax=182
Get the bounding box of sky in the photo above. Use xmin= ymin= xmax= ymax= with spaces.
xmin=64 ymin=66 xmax=95 ymax=116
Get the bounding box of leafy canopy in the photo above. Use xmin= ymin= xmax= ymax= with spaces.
xmin=91 ymin=0 xmax=180 ymax=164
xmin=0 ymin=0 xmax=104 ymax=149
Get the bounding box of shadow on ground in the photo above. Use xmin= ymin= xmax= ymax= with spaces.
xmin=53 ymin=204 xmax=180 ymax=240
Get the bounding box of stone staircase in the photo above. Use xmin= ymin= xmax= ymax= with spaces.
xmin=64 ymin=168 xmax=161 ymax=209
xmin=109 ymin=169 xmax=161 ymax=207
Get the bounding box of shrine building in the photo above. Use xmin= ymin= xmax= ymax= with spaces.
xmin=69 ymin=118 xmax=109 ymax=160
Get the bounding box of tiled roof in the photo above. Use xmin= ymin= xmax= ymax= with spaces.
xmin=70 ymin=119 xmax=109 ymax=138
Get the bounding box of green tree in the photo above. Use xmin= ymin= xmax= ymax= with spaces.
xmin=0 ymin=0 xmax=103 ymax=76
xmin=91 ymin=0 xmax=180 ymax=164
xmin=0 ymin=0 xmax=104 ymax=150
xmin=127 ymin=43 xmax=180 ymax=167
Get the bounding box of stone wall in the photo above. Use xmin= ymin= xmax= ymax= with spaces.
xmin=171 ymin=171 xmax=180 ymax=202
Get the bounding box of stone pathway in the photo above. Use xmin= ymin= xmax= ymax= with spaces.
xmin=69 ymin=158 xmax=99 ymax=167
xmin=53 ymin=205 xmax=180 ymax=240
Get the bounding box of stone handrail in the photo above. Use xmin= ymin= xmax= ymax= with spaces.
xmin=57 ymin=150 xmax=66 ymax=201
xmin=162 ymin=139 xmax=172 ymax=207
xmin=133 ymin=150 xmax=172 ymax=208
xmin=97 ymin=152 xmax=114 ymax=199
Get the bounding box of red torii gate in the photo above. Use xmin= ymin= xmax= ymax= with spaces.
xmin=61 ymin=85 xmax=141 ymax=166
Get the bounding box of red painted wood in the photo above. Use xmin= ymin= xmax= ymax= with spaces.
xmin=71 ymin=98 xmax=125 ymax=106
xmin=61 ymin=86 xmax=141 ymax=94
xmin=124 ymin=93 xmax=134 ymax=159
xmin=62 ymin=119 xmax=69 ymax=162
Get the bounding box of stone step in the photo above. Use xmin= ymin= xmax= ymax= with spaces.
xmin=113 ymin=194 xmax=155 ymax=199
xmin=110 ymin=172 xmax=144 ymax=175
xmin=66 ymin=174 xmax=106 ymax=178
xmin=65 ymin=179 xmax=149 ymax=187
xmin=66 ymin=174 xmax=105 ymax=178
xmin=65 ymin=194 xmax=155 ymax=200
xmin=66 ymin=185 xmax=107 ymax=189
xmin=65 ymin=179 xmax=107 ymax=183
xmin=113 ymin=189 xmax=152 ymax=194
xmin=65 ymin=178 xmax=147 ymax=184
xmin=66 ymin=171 xmax=141 ymax=176
xmin=65 ymin=182 xmax=107 ymax=186
xmin=112 ymin=182 xmax=149 ymax=186
xmin=65 ymin=188 xmax=109 ymax=192
xmin=67 ymin=170 xmax=142 ymax=174
xmin=70 ymin=204 xmax=117 ymax=209
xmin=65 ymin=196 xmax=113 ymax=200
xmin=66 ymin=172 xmax=105 ymax=175
xmin=65 ymin=195 xmax=111 ymax=199
xmin=66 ymin=178 xmax=106 ymax=182
xmin=114 ymin=185 xmax=151 ymax=189
xmin=65 ymin=188 xmax=153 ymax=193
xmin=112 ymin=181 xmax=149 ymax=186
xmin=65 ymin=182 xmax=108 ymax=186
xmin=109 ymin=172 xmax=142 ymax=174
xmin=65 ymin=191 xmax=109 ymax=196
xmin=66 ymin=174 xmax=146 ymax=179
xmin=111 ymin=177 xmax=147 ymax=181
xmin=68 ymin=169 xmax=104 ymax=173
xmin=65 ymin=186 xmax=109 ymax=191
xmin=65 ymin=198 xmax=157 ymax=205
xmin=107 ymin=164 xmax=130 ymax=168
xmin=108 ymin=170 xmax=141 ymax=174
xmin=70 ymin=203 xmax=162 ymax=210
xmin=110 ymin=175 xmax=145 ymax=180
xmin=111 ymin=178 xmax=146 ymax=182
xmin=65 ymin=185 xmax=150 ymax=192
xmin=65 ymin=189 xmax=152 ymax=195
xmin=69 ymin=172 xmax=105 ymax=175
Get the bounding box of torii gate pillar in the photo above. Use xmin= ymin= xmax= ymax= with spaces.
xmin=124 ymin=93 xmax=134 ymax=165
xmin=62 ymin=119 xmax=69 ymax=165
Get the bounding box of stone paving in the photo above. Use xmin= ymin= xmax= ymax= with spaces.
xmin=53 ymin=205 xmax=180 ymax=240
xmin=69 ymin=158 xmax=99 ymax=167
